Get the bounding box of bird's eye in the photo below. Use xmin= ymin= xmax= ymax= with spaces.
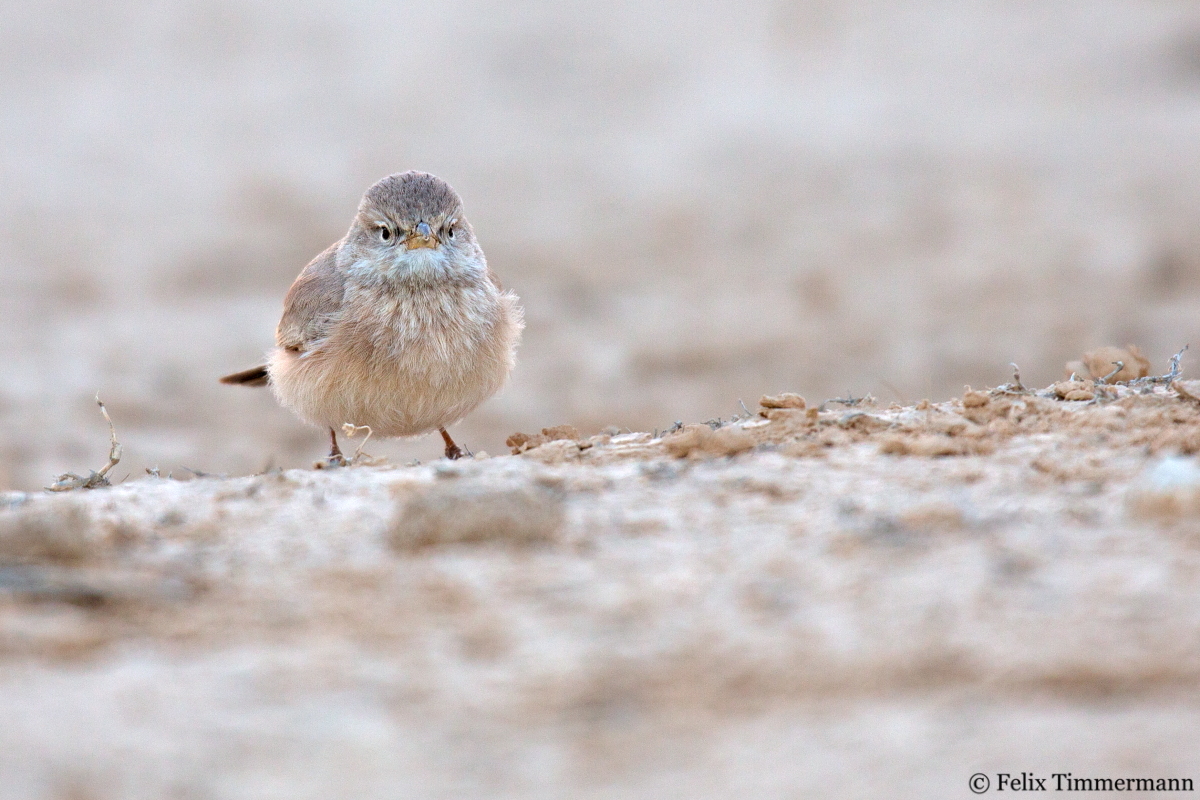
xmin=446 ymin=219 xmax=458 ymax=239
xmin=378 ymin=226 xmax=393 ymax=242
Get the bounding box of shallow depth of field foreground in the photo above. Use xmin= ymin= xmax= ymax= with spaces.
xmin=3 ymin=373 xmax=1200 ymax=797
xmin=7 ymin=1 xmax=1200 ymax=795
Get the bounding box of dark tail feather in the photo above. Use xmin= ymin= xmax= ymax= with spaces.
xmin=220 ymin=365 xmax=270 ymax=387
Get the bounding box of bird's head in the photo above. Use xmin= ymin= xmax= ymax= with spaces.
xmin=348 ymin=171 xmax=483 ymax=282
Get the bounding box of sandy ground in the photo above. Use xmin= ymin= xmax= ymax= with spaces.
xmin=5 ymin=1 xmax=1200 ymax=795
xmin=3 ymin=376 xmax=1200 ymax=797
xmin=4 ymin=0 xmax=1200 ymax=488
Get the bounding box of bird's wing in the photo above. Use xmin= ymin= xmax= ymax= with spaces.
xmin=276 ymin=242 xmax=346 ymax=354
xmin=486 ymin=265 xmax=505 ymax=291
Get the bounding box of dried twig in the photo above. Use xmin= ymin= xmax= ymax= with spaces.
xmin=180 ymin=466 xmax=226 ymax=479
xmin=992 ymin=362 xmax=1032 ymax=396
xmin=1097 ymin=361 xmax=1125 ymax=385
xmin=1128 ymin=345 xmax=1188 ymax=390
xmin=820 ymin=392 xmax=874 ymax=412
xmin=654 ymin=421 xmax=684 ymax=439
xmin=46 ymin=395 xmax=123 ymax=492
xmin=1010 ymin=363 xmax=1025 ymax=391
xmin=341 ymin=423 xmax=378 ymax=464
xmin=1166 ymin=345 xmax=1188 ymax=381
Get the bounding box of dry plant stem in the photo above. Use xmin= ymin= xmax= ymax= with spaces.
xmin=991 ymin=362 xmax=1032 ymax=397
xmin=45 ymin=395 xmax=123 ymax=492
xmin=820 ymin=393 xmax=872 ymax=411
xmin=180 ymin=466 xmax=225 ymax=479
xmin=1010 ymin=362 xmax=1025 ymax=391
xmin=95 ymin=396 xmax=122 ymax=479
xmin=340 ymin=423 xmax=374 ymax=463
xmin=1098 ymin=361 xmax=1124 ymax=385
xmin=1129 ymin=345 xmax=1188 ymax=389
xmin=1166 ymin=345 xmax=1188 ymax=381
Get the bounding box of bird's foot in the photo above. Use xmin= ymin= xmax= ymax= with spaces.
xmin=314 ymin=427 xmax=350 ymax=468
xmin=316 ymin=452 xmax=349 ymax=469
xmin=439 ymin=427 xmax=471 ymax=461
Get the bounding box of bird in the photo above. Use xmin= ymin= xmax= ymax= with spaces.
xmin=220 ymin=171 xmax=523 ymax=465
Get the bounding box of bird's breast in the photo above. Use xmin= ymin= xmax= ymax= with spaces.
xmin=269 ymin=274 xmax=521 ymax=436
xmin=338 ymin=281 xmax=504 ymax=372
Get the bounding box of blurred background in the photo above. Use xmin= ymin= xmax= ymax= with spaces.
xmin=3 ymin=0 xmax=1200 ymax=488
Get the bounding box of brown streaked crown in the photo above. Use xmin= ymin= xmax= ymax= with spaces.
xmin=359 ymin=171 xmax=463 ymax=224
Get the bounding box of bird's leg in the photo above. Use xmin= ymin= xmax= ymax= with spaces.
xmin=439 ymin=427 xmax=469 ymax=460
xmin=326 ymin=427 xmax=347 ymax=467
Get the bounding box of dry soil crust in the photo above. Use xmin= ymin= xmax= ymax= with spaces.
xmin=2 ymin=383 xmax=1200 ymax=796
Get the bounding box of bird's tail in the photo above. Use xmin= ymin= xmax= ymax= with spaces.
xmin=219 ymin=365 xmax=270 ymax=387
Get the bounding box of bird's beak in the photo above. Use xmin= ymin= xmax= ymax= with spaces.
xmin=405 ymin=221 xmax=439 ymax=250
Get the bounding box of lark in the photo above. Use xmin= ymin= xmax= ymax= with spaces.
xmin=221 ymin=171 xmax=523 ymax=464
